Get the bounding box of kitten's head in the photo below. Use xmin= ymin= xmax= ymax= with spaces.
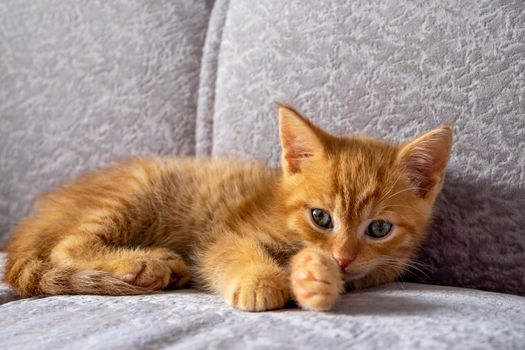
xmin=278 ymin=105 xmax=452 ymax=288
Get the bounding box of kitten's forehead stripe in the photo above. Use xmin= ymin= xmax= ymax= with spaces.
xmin=355 ymin=188 xmax=380 ymax=216
xmin=332 ymin=137 xmax=397 ymax=222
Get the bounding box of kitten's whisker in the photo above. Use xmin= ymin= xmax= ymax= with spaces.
xmin=403 ymin=258 xmax=428 ymax=269
xmin=381 ymin=205 xmax=426 ymax=217
xmin=375 ymin=171 xmax=405 ymax=205
xmin=381 ymin=210 xmax=414 ymax=226
xmin=403 ymin=260 xmax=431 ymax=279
xmin=377 ymin=256 xmax=431 ymax=280
xmin=375 ymin=263 xmax=408 ymax=282
xmin=377 ymin=186 xmax=425 ymax=207
xmin=400 ymin=263 xmax=430 ymax=280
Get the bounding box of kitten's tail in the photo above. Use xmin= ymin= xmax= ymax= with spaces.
xmin=4 ymin=258 xmax=147 ymax=297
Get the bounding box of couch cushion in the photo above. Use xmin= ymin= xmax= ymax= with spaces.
xmin=1 ymin=254 xmax=523 ymax=350
xmin=0 ymin=0 xmax=213 ymax=246
xmin=198 ymin=0 xmax=525 ymax=295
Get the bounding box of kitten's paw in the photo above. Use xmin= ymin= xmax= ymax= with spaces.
xmin=225 ymin=265 xmax=289 ymax=312
xmin=114 ymin=248 xmax=190 ymax=290
xmin=148 ymin=248 xmax=191 ymax=289
xmin=291 ymin=247 xmax=343 ymax=311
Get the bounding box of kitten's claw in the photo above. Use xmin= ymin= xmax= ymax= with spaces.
xmin=225 ymin=266 xmax=289 ymax=312
xmin=291 ymin=248 xmax=343 ymax=311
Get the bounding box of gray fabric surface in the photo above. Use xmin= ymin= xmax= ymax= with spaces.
xmin=199 ymin=0 xmax=525 ymax=295
xmin=1 ymin=252 xmax=524 ymax=349
xmin=196 ymin=0 xmax=230 ymax=156
xmin=0 ymin=0 xmax=213 ymax=247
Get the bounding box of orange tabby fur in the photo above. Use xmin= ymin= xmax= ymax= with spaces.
xmin=4 ymin=105 xmax=452 ymax=312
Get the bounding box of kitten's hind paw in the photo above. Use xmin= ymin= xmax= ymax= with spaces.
xmin=108 ymin=248 xmax=190 ymax=291
xmin=225 ymin=265 xmax=289 ymax=312
xmin=291 ymin=247 xmax=343 ymax=311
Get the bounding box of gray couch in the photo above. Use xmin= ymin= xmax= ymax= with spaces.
xmin=1 ymin=1 xmax=524 ymax=349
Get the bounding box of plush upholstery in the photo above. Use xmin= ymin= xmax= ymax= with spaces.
xmin=0 ymin=0 xmax=213 ymax=247
xmin=0 ymin=1 xmax=524 ymax=348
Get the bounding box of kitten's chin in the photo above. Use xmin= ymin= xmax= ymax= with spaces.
xmin=341 ymin=270 xmax=369 ymax=282
xmin=342 ymin=262 xmax=378 ymax=282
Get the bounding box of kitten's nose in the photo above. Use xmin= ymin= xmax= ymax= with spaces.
xmin=333 ymin=254 xmax=355 ymax=269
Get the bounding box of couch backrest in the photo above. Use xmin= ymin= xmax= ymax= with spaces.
xmin=199 ymin=0 xmax=525 ymax=295
xmin=0 ymin=0 xmax=213 ymax=247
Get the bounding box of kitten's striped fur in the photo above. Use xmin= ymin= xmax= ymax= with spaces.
xmin=4 ymin=105 xmax=452 ymax=311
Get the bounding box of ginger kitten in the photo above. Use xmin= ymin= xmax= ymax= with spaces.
xmin=4 ymin=105 xmax=452 ymax=312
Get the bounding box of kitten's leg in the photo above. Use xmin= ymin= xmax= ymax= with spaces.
xmin=49 ymin=234 xmax=190 ymax=292
xmin=290 ymin=247 xmax=343 ymax=311
xmin=199 ymin=235 xmax=289 ymax=312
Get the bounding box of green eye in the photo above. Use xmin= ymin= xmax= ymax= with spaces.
xmin=366 ymin=220 xmax=393 ymax=238
xmin=310 ymin=208 xmax=333 ymax=229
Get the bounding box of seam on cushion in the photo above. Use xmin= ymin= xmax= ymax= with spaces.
xmin=195 ymin=0 xmax=231 ymax=156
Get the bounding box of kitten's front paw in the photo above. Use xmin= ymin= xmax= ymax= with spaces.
xmin=291 ymin=247 xmax=343 ymax=311
xmin=225 ymin=265 xmax=289 ymax=312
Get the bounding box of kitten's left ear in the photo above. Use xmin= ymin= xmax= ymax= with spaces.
xmin=398 ymin=126 xmax=453 ymax=198
xmin=278 ymin=104 xmax=328 ymax=174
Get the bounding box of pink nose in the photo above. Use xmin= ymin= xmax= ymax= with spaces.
xmin=333 ymin=254 xmax=355 ymax=269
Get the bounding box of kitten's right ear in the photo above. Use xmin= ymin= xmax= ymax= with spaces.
xmin=278 ymin=104 xmax=327 ymax=174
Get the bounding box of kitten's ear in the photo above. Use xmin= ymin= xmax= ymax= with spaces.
xmin=398 ymin=126 xmax=453 ymax=198
xmin=278 ymin=104 xmax=327 ymax=174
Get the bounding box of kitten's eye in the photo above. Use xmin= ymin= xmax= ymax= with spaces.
xmin=310 ymin=208 xmax=333 ymax=230
xmin=366 ymin=220 xmax=393 ymax=238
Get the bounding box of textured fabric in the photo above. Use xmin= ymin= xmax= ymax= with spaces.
xmin=199 ymin=0 xmax=525 ymax=295
xmin=1 ymin=255 xmax=524 ymax=350
xmin=196 ymin=0 xmax=230 ymax=156
xmin=0 ymin=0 xmax=214 ymax=247
xmin=0 ymin=255 xmax=18 ymax=305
